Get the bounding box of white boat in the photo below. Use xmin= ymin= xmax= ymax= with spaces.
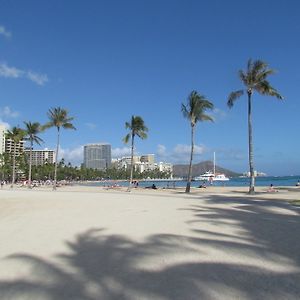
xmin=194 ymin=152 xmax=229 ymax=182
xmin=194 ymin=171 xmax=215 ymax=181
xmin=213 ymin=174 xmax=229 ymax=181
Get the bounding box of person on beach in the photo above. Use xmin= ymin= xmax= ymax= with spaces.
xmin=145 ymin=183 xmax=157 ymax=189
xmin=267 ymin=184 xmax=278 ymax=193
xmin=296 ymin=180 xmax=300 ymax=187
xmin=199 ymin=181 xmax=207 ymax=188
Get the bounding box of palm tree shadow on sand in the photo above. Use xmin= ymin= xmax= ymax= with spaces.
xmin=1 ymin=195 xmax=300 ymax=299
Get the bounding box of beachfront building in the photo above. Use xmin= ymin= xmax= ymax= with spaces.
xmin=112 ymin=154 xmax=173 ymax=176
xmin=83 ymin=143 xmax=111 ymax=170
xmin=24 ymin=148 xmax=55 ymax=166
xmin=0 ymin=125 xmax=5 ymax=155
xmin=158 ymin=162 xmax=173 ymax=174
xmin=140 ymin=154 xmax=155 ymax=164
xmin=5 ymin=137 xmax=25 ymax=156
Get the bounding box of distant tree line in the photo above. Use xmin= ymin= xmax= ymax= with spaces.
xmin=0 ymin=154 xmax=171 ymax=182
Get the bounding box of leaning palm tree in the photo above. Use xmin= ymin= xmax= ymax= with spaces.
xmin=227 ymin=59 xmax=283 ymax=194
xmin=123 ymin=115 xmax=148 ymax=191
xmin=43 ymin=107 xmax=76 ymax=190
xmin=5 ymin=126 xmax=26 ymax=188
xmin=182 ymin=91 xmax=214 ymax=193
xmin=24 ymin=122 xmax=44 ymax=188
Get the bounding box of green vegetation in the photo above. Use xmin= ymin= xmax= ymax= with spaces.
xmin=43 ymin=107 xmax=76 ymax=190
xmin=24 ymin=121 xmax=44 ymax=188
xmin=228 ymin=59 xmax=283 ymax=194
xmin=0 ymin=156 xmax=171 ymax=182
xmin=123 ymin=115 xmax=148 ymax=190
xmin=181 ymin=91 xmax=214 ymax=193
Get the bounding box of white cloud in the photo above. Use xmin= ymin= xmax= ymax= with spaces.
xmin=156 ymin=143 xmax=207 ymax=163
xmin=85 ymin=122 xmax=97 ymax=130
xmin=157 ymin=144 xmax=167 ymax=156
xmin=0 ymin=119 xmax=10 ymax=129
xmin=0 ymin=63 xmax=23 ymax=78
xmin=27 ymin=70 xmax=49 ymax=86
xmin=0 ymin=63 xmax=48 ymax=86
xmin=112 ymin=147 xmax=131 ymax=158
xmin=0 ymin=106 xmax=19 ymax=118
xmin=174 ymin=144 xmax=205 ymax=156
xmin=0 ymin=26 xmax=11 ymax=38
xmin=211 ymin=108 xmax=227 ymax=122
xmin=59 ymin=146 xmax=83 ymax=165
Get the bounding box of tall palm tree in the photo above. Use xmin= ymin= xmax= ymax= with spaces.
xmin=227 ymin=59 xmax=283 ymax=194
xmin=24 ymin=122 xmax=44 ymax=188
xmin=43 ymin=107 xmax=76 ymax=190
xmin=123 ymin=115 xmax=148 ymax=191
xmin=182 ymin=91 xmax=214 ymax=193
xmin=5 ymin=126 xmax=26 ymax=188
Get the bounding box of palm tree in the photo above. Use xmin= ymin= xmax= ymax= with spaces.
xmin=227 ymin=59 xmax=283 ymax=194
xmin=5 ymin=126 xmax=26 ymax=188
xmin=182 ymin=91 xmax=214 ymax=193
xmin=24 ymin=122 xmax=44 ymax=188
xmin=123 ymin=115 xmax=148 ymax=191
xmin=43 ymin=107 xmax=76 ymax=190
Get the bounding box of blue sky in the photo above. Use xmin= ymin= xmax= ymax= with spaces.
xmin=0 ymin=0 xmax=299 ymax=175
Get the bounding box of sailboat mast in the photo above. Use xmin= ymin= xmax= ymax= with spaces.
xmin=213 ymin=152 xmax=216 ymax=175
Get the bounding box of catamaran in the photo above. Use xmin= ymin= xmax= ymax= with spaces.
xmin=194 ymin=152 xmax=229 ymax=182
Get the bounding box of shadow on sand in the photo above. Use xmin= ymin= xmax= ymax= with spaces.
xmin=0 ymin=194 xmax=300 ymax=299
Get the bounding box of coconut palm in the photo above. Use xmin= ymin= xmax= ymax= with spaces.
xmin=5 ymin=126 xmax=26 ymax=188
xmin=182 ymin=91 xmax=214 ymax=193
xmin=123 ymin=115 xmax=148 ymax=190
xmin=24 ymin=122 xmax=44 ymax=188
xmin=43 ymin=107 xmax=76 ymax=190
xmin=227 ymin=59 xmax=283 ymax=194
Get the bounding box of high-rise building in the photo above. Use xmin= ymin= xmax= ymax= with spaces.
xmin=5 ymin=137 xmax=25 ymax=156
xmin=24 ymin=148 xmax=56 ymax=166
xmin=0 ymin=125 xmax=5 ymax=155
xmin=83 ymin=143 xmax=111 ymax=170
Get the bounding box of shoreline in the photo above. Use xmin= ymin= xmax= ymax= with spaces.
xmin=1 ymin=183 xmax=300 ymax=202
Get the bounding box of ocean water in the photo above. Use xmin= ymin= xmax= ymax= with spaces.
xmin=83 ymin=175 xmax=300 ymax=188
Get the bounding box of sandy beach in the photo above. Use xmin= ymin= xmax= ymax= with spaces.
xmin=0 ymin=185 xmax=299 ymax=299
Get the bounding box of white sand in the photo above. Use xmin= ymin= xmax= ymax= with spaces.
xmin=0 ymin=186 xmax=299 ymax=299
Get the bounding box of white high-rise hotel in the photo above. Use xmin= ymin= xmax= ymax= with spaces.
xmin=83 ymin=143 xmax=111 ymax=170
xmin=0 ymin=125 xmax=5 ymax=155
xmin=0 ymin=124 xmax=25 ymax=156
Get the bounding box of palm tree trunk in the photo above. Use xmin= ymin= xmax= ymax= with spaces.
xmin=53 ymin=127 xmax=60 ymax=190
xmin=28 ymin=140 xmax=33 ymax=188
xmin=128 ymin=133 xmax=134 ymax=191
xmin=185 ymin=125 xmax=194 ymax=193
xmin=11 ymin=144 xmax=16 ymax=188
xmin=247 ymin=91 xmax=255 ymax=194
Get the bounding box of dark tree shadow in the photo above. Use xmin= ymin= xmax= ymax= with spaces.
xmin=0 ymin=195 xmax=300 ymax=299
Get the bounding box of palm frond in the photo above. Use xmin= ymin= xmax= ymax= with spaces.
xmin=136 ymin=131 xmax=148 ymax=139
xmin=182 ymin=91 xmax=214 ymax=126
xmin=123 ymin=133 xmax=130 ymax=144
xmin=181 ymin=104 xmax=190 ymax=119
xmin=227 ymin=90 xmax=244 ymax=108
xmin=198 ymin=114 xmax=214 ymax=122
xmin=255 ymin=81 xmax=283 ymax=99
xmin=62 ymin=123 xmax=76 ymax=130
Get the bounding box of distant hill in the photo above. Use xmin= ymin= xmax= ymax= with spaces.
xmin=173 ymin=161 xmax=241 ymax=178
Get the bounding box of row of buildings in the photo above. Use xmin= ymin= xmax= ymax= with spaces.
xmin=0 ymin=124 xmax=55 ymax=164
xmin=84 ymin=143 xmax=173 ymax=174
xmin=0 ymin=126 xmax=172 ymax=175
